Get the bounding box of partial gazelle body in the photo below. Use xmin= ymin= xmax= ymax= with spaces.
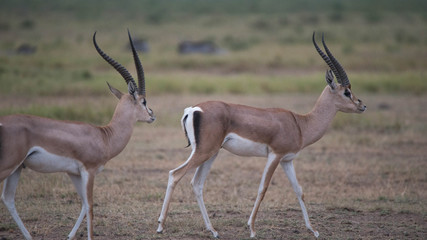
xmin=157 ymin=32 xmax=366 ymax=238
xmin=0 ymin=31 xmax=155 ymax=240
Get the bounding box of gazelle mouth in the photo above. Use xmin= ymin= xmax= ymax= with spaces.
xmin=358 ymin=106 xmax=367 ymax=112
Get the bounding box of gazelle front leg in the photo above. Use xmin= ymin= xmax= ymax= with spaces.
xmin=248 ymin=152 xmax=280 ymax=238
xmin=191 ymin=153 xmax=219 ymax=238
xmin=67 ymin=173 xmax=88 ymax=240
xmin=84 ymin=170 xmax=96 ymax=240
xmin=1 ymin=166 xmax=32 ymax=240
xmin=68 ymin=168 xmax=96 ymax=240
xmin=280 ymin=160 xmax=319 ymax=238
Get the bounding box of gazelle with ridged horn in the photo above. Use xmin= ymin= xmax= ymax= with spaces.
xmin=156 ymin=32 xmax=366 ymax=238
xmin=0 ymin=30 xmax=155 ymax=240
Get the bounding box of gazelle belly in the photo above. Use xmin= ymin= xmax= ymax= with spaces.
xmin=23 ymin=146 xmax=81 ymax=175
xmin=222 ymin=133 xmax=268 ymax=157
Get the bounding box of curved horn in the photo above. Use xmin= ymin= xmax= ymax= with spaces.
xmin=128 ymin=30 xmax=146 ymax=97
xmin=93 ymin=32 xmax=138 ymax=90
xmin=321 ymin=33 xmax=350 ymax=87
xmin=312 ymin=32 xmax=342 ymax=85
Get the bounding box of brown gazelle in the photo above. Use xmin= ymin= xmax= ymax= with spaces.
xmin=157 ymin=32 xmax=366 ymax=238
xmin=0 ymin=31 xmax=155 ymax=240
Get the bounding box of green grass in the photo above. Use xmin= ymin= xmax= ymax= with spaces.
xmin=0 ymin=0 xmax=426 ymax=121
xmin=0 ymin=103 xmax=115 ymax=125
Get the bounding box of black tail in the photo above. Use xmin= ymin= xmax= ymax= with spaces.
xmin=193 ymin=111 xmax=202 ymax=146
xmin=182 ymin=115 xmax=191 ymax=148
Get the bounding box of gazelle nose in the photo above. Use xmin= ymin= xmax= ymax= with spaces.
xmin=149 ymin=116 xmax=156 ymax=123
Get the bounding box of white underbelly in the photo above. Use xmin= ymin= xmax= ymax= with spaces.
xmin=222 ymin=133 xmax=268 ymax=157
xmin=23 ymin=146 xmax=82 ymax=175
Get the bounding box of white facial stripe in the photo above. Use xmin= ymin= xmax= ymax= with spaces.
xmin=222 ymin=133 xmax=268 ymax=157
xmin=145 ymin=105 xmax=152 ymax=114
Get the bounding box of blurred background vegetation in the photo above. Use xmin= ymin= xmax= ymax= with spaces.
xmin=0 ymin=0 xmax=426 ymax=123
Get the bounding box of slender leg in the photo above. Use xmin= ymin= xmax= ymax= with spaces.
xmin=1 ymin=166 xmax=33 ymax=240
xmin=247 ymin=153 xmax=280 ymax=238
xmin=67 ymin=169 xmax=95 ymax=240
xmin=191 ymin=153 xmax=219 ymax=238
xmin=84 ymin=170 xmax=95 ymax=240
xmin=157 ymin=149 xmax=216 ymax=234
xmin=67 ymin=173 xmax=87 ymax=240
xmin=280 ymin=160 xmax=319 ymax=238
xmin=157 ymin=150 xmax=196 ymax=233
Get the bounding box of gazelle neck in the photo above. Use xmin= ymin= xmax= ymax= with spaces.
xmin=297 ymin=86 xmax=338 ymax=149
xmin=101 ymin=96 xmax=136 ymax=159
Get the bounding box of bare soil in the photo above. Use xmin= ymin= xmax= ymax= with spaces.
xmin=1 ymin=93 xmax=426 ymax=240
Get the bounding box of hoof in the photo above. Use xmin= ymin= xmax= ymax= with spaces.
xmin=313 ymin=230 xmax=319 ymax=238
xmin=156 ymin=225 xmax=164 ymax=234
xmin=212 ymin=231 xmax=220 ymax=238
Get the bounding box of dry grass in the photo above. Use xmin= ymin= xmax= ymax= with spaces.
xmin=1 ymin=1 xmax=426 ymax=239
xmin=1 ymin=93 xmax=426 ymax=239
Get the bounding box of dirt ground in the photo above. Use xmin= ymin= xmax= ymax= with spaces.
xmin=0 ymin=93 xmax=426 ymax=239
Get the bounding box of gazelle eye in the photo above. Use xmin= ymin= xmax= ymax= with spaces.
xmin=344 ymin=89 xmax=351 ymax=98
xmin=142 ymin=99 xmax=147 ymax=105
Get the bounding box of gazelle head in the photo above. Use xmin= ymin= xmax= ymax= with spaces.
xmin=313 ymin=32 xmax=366 ymax=114
xmin=93 ymin=30 xmax=156 ymax=123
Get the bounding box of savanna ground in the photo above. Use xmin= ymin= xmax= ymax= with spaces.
xmin=0 ymin=1 xmax=426 ymax=239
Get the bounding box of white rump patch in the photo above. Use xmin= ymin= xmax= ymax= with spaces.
xmin=181 ymin=106 xmax=203 ymax=148
xmin=222 ymin=133 xmax=268 ymax=157
xmin=23 ymin=146 xmax=82 ymax=175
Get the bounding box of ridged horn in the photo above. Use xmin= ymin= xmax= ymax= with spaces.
xmin=321 ymin=33 xmax=350 ymax=87
xmin=93 ymin=32 xmax=138 ymax=90
xmin=128 ymin=30 xmax=146 ymax=97
xmin=312 ymin=32 xmax=342 ymax=85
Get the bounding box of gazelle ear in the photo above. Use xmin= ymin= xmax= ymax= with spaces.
xmin=325 ymin=69 xmax=337 ymax=90
xmin=128 ymin=82 xmax=138 ymax=100
xmin=107 ymin=82 xmax=123 ymax=99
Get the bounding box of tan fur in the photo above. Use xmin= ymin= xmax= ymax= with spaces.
xmin=157 ymin=84 xmax=366 ymax=238
xmin=0 ymin=91 xmax=155 ymax=240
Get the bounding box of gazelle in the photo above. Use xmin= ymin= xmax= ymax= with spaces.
xmin=157 ymin=32 xmax=366 ymax=238
xmin=0 ymin=31 xmax=155 ymax=240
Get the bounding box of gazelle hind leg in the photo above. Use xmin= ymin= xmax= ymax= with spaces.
xmin=1 ymin=166 xmax=32 ymax=240
xmin=247 ymin=153 xmax=280 ymax=238
xmin=280 ymin=160 xmax=319 ymax=238
xmin=191 ymin=152 xmax=219 ymax=238
xmin=157 ymin=150 xmax=196 ymax=233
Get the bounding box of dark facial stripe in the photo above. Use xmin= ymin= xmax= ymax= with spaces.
xmin=193 ymin=111 xmax=202 ymax=146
